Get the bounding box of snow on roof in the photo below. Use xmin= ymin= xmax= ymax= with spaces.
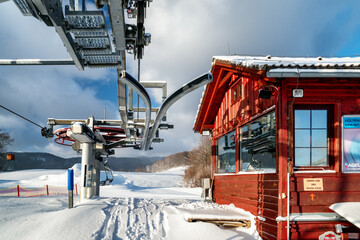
xmin=330 ymin=202 xmax=360 ymax=229
xmin=193 ymin=55 xmax=360 ymax=132
xmin=276 ymin=212 xmax=345 ymax=222
xmin=213 ymin=55 xmax=360 ymax=70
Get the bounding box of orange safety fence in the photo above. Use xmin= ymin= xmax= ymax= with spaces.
xmin=0 ymin=184 xmax=78 ymax=197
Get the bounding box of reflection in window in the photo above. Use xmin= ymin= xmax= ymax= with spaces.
xmin=240 ymin=112 xmax=276 ymax=171
xmin=217 ymin=131 xmax=236 ymax=173
xmin=294 ymin=110 xmax=328 ymax=166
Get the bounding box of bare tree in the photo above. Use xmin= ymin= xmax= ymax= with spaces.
xmin=0 ymin=129 xmax=14 ymax=169
xmin=183 ymin=136 xmax=212 ymax=187
xmin=187 ymin=136 xmax=211 ymax=166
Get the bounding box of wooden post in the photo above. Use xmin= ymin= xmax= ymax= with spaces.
xmin=17 ymin=185 xmax=20 ymax=197
xmin=46 ymin=185 xmax=49 ymax=196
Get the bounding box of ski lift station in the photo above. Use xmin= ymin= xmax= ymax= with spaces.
xmin=193 ymin=56 xmax=360 ymax=240
xmin=0 ymin=0 xmax=211 ymax=202
xmin=3 ymin=1 xmax=360 ymax=239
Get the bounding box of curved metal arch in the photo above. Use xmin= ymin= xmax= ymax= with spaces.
xmin=119 ymin=71 xmax=151 ymax=150
xmin=144 ymin=72 xmax=213 ymax=150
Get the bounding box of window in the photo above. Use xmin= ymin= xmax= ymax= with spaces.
xmin=294 ymin=109 xmax=328 ymax=166
xmin=232 ymin=83 xmax=242 ymax=103
xmin=240 ymin=111 xmax=276 ymax=172
xmin=217 ymin=131 xmax=236 ymax=173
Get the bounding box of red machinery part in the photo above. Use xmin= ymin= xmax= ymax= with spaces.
xmin=53 ymin=126 xmax=127 ymax=146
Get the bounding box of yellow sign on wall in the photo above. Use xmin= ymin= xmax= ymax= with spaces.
xmin=303 ymin=178 xmax=323 ymax=191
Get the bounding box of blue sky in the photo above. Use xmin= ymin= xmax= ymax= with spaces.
xmin=1 ymin=0 xmax=360 ymax=158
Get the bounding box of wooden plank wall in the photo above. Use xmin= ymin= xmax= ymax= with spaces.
xmin=290 ymin=173 xmax=360 ymax=213
xmin=284 ymin=78 xmax=360 ymax=239
xmin=211 ymin=73 xmax=279 ymax=239
xmin=213 ymin=174 xmax=278 ymax=240
xmin=213 ymin=75 xmax=275 ymax=138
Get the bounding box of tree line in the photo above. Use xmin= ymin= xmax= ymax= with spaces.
xmin=182 ymin=136 xmax=211 ymax=187
xmin=0 ymin=129 xmax=14 ymax=170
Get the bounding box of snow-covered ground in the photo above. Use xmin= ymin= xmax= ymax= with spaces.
xmin=0 ymin=165 xmax=261 ymax=240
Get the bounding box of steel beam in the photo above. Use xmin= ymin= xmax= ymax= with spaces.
xmin=107 ymin=0 xmax=126 ymax=51
xmin=48 ymin=118 xmax=123 ymax=126
xmin=80 ymin=142 xmax=95 ymax=201
xmin=141 ymin=81 xmax=167 ymax=102
xmin=0 ymin=59 xmax=74 ymax=65
xmin=117 ymin=68 xmax=128 ymax=129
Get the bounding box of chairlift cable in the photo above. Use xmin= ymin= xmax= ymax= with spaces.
xmin=0 ymin=104 xmax=43 ymax=129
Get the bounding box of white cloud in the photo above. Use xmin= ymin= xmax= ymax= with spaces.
xmin=132 ymin=0 xmax=360 ymax=155
xmin=2 ymin=0 xmax=360 ymax=158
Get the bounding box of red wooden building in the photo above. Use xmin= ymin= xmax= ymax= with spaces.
xmin=193 ymin=56 xmax=360 ymax=239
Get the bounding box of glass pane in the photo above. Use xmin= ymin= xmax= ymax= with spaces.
xmin=240 ymin=111 xmax=276 ymax=172
xmin=312 ymin=130 xmax=327 ymax=147
xmin=312 ymin=148 xmax=328 ymax=166
xmin=312 ymin=110 xmax=327 ymax=129
xmin=295 ymin=148 xmax=311 ymax=166
xmin=295 ymin=110 xmax=310 ymax=128
xmin=241 ymin=125 xmax=249 ymax=140
xmin=295 ymin=130 xmax=310 ymax=147
xmin=217 ymin=131 xmax=236 ymax=173
xmin=240 ymin=144 xmax=252 ymax=171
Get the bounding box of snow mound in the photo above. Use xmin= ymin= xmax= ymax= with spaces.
xmin=71 ymin=163 xmax=82 ymax=177
xmin=0 ymin=168 xmax=262 ymax=240
xmin=176 ymin=201 xmax=253 ymax=221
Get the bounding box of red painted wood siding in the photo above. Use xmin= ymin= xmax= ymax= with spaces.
xmin=210 ymin=72 xmax=278 ymax=239
xmin=213 ymin=174 xmax=278 ymax=240
xmin=208 ymin=68 xmax=360 ymax=239
xmin=213 ymin=75 xmax=276 ymax=139
xmin=281 ymin=78 xmax=360 ymax=239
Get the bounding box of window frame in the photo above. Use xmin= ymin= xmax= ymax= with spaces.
xmin=238 ymin=110 xmax=276 ymax=173
xmin=215 ymin=130 xmax=236 ymax=173
xmin=292 ymin=105 xmax=334 ymax=170
xmin=231 ymin=81 xmax=242 ymax=104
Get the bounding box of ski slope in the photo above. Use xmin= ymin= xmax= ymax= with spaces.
xmin=0 ymin=165 xmax=261 ymax=240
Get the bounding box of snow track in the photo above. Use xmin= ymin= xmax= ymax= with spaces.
xmin=92 ymin=197 xmax=182 ymax=240
xmin=0 ymin=167 xmax=261 ymax=240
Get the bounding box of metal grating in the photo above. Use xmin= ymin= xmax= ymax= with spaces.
xmin=71 ymin=29 xmax=108 ymax=37
xmin=65 ymin=10 xmax=106 ymax=29
xmin=80 ymin=49 xmax=112 ymax=56
xmin=13 ymin=0 xmax=33 ymax=16
xmin=75 ymin=37 xmax=110 ymax=49
xmin=83 ymin=54 xmax=121 ymax=64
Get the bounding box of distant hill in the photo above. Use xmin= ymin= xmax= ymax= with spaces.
xmin=1 ymin=152 xmax=161 ymax=172
xmin=146 ymin=151 xmax=190 ymax=172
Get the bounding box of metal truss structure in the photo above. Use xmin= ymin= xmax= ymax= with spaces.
xmin=1 ymin=0 xmax=213 ymax=201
